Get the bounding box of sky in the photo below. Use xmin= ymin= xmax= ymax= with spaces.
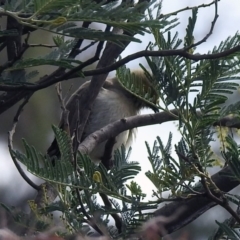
xmin=0 ymin=0 xmax=240 ymax=226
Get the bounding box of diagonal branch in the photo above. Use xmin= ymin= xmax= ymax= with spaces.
xmin=79 ymin=110 xmax=240 ymax=156
xmin=78 ymin=109 xmax=179 ymax=155
xmin=154 ymin=165 xmax=239 ymax=236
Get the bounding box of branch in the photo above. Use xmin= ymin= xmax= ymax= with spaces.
xmin=83 ymin=45 xmax=240 ymax=76
xmin=72 ymin=27 xmax=134 ymax=156
xmin=159 ymin=0 xmax=220 ymax=19
xmin=76 ymin=190 xmax=103 ymax=235
xmin=100 ymin=137 xmax=116 ymax=170
xmin=70 ymin=25 xmax=111 ymax=154
xmin=154 ymin=165 xmax=239 ymax=236
xmin=78 ymin=109 xmax=179 ymax=155
xmin=99 ymin=192 xmax=122 ymax=233
xmin=79 ymin=110 xmax=240 ymax=155
xmin=0 ymin=22 xmax=94 ymax=114
xmin=213 ymin=116 xmax=240 ymax=128
xmin=1 ymin=44 xmax=240 ymax=92
xmin=185 ymin=0 xmax=219 ymax=50
xmin=68 ymin=21 xmax=92 ymax=59
xmin=8 ymin=96 xmax=40 ymax=191
xmin=177 ymin=151 xmax=240 ymax=226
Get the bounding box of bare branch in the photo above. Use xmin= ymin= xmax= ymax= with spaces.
xmin=76 ymin=190 xmax=104 ymax=235
xmin=27 ymin=43 xmax=57 ymax=48
xmin=79 ymin=109 xmax=179 ymax=155
xmin=185 ymin=0 xmax=219 ymax=50
xmin=83 ymin=45 xmax=240 ymax=76
xmin=159 ymin=0 xmax=220 ymax=19
xmin=79 ymin=110 xmax=240 ymax=156
xmin=99 ymin=192 xmax=123 ymax=233
xmin=68 ymin=21 xmax=92 ymax=59
xmin=70 ymin=25 xmax=112 ymax=158
xmin=8 ymin=96 xmax=40 ymax=191
xmin=76 ymin=41 xmax=98 ymax=55
xmin=1 ymin=44 xmax=240 ymax=92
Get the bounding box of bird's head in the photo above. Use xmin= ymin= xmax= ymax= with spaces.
xmin=114 ymin=69 xmax=160 ymax=112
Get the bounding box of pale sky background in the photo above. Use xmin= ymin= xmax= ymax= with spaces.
xmin=0 ymin=0 xmax=240 ymax=236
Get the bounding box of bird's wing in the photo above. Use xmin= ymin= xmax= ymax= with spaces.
xmin=47 ymin=80 xmax=113 ymax=159
xmin=47 ymin=81 xmax=90 ymax=158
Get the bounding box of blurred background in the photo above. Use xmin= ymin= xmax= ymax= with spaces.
xmin=0 ymin=0 xmax=240 ymax=238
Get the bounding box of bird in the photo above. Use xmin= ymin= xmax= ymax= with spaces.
xmin=47 ymin=70 xmax=159 ymax=168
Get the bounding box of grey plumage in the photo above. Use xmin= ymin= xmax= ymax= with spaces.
xmin=47 ymin=71 xmax=158 ymax=163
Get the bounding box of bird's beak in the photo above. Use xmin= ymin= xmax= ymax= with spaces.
xmin=151 ymin=105 xmax=159 ymax=113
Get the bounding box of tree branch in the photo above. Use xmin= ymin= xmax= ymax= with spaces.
xmin=184 ymin=0 xmax=218 ymax=50
xmin=79 ymin=110 xmax=240 ymax=156
xmin=1 ymin=45 xmax=240 ymax=92
xmin=154 ymin=166 xmax=239 ymax=236
xmin=76 ymin=107 xmax=240 ymax=237
xmin=159 ymin=0 xmax=220 ymax=19
xmin=78 ymin=109 xmax=179 ymax=155
xmin=8 ymin=96 xmax=40 ymax=191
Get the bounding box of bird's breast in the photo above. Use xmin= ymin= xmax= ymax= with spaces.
xmin=82 ymin=88 xmax=138 ymax=162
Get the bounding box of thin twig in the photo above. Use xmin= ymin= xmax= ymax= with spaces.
xmin=55 ymin=83 xmax=71 ymax=134
xmin=99 ymin=136 xmax=122 ymax=233
xmin=54 ymin=91 xmax=103 ymax=233
xmin=178 ymin=183 xmax=203 ymax=196
xmin=50 ymin=84 xmax=97 ymax=234
xmin=185 ymin=0 xmax=219 ymax=50
xmin=8 ymin=96 xmax=40 ymax=191
xmin=76 ymin=190 xmax=103 ymax=235
xmin=159 ymin=0 xmax=220 ymax=19
xmin=75 ymin=41 xmax=98 ymax=55
xmin=201 ymin=172 xmax=240 ymax=225
xmin=55 ymin=83 xmax=66 ymax=111
xmin=99 ymin=193 xmax=122 ymax=233
xmin=28 ymin=43 xmax=57 ymax=48
xmin=68 ymin=21 xmax=92 ymax=59
xmin=201 ymin=174 xmax=240 ymax=225
xmin=192 ymin=152 xmax=240 ymax=226
xmin=73 ymin=98 xmax=80 ymax=169
xmin=0 ymin=31 xmax=30 ymax=74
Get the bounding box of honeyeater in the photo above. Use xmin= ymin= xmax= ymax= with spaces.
xmin=47 ymin=70 xmax=159 ymax=165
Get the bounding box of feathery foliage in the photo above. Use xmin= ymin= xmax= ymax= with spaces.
xmin=2 ymin=0 xmax=240 ymax=239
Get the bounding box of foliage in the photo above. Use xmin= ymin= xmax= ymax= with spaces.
xmin=1 ymin=0 xmax=240 ymax=239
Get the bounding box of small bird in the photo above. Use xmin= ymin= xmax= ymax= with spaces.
xmin=47 ymin=70 xmax=159 ymax=167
